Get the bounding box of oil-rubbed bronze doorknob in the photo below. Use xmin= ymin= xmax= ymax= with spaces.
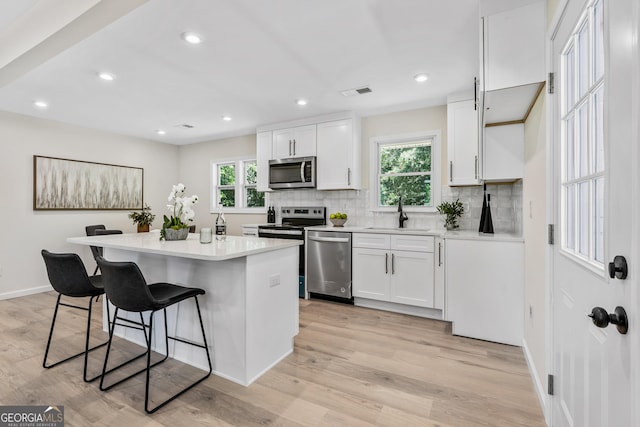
xmin=608 ymin=255 xmax=628 ymax=279
xmin=588 ymin=306 xmax=628 ymax=334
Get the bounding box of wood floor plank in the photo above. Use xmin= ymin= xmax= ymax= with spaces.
xmin=0 ymin=292 xmax=546 ymax=426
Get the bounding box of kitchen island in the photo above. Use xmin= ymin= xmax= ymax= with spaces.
xmin=68 ymin=232 xmax=302 ymax=386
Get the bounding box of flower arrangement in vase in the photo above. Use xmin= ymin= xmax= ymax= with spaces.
xmin=436 ymin=199 xmax=464 ymax=230
xmin=161 ymin=183 xmax=198 ymax=240
xmin=128 ymin=204 xmax=155 ymax=232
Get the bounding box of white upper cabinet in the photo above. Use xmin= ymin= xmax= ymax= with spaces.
xmin=483 ymin=123 xmax=524 ymax=181
xmin=316 ymin=118 xmax=362 ymax=190
xmin=447 ymin=97 xmax=481 ymax=186
xmin=256 ymin=131 xmax=272 ymax=192
xmin=272 ymin=125 xmax=316 ymax=159
xmin=480 ymin=1 xmax=545 ymax=126
xmin=482 ymin=1 xmax=545 ymax=92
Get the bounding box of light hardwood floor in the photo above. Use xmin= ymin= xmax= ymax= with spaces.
xmin=0 ymin=292 xmax=545 ymax=426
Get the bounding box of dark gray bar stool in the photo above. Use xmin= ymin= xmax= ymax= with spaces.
xmin=96 ymin=256 xmax=212 ymax=413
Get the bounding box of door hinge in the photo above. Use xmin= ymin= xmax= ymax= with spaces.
xmin=548 ymin=374 xmax=554 ymax=395
xmin=548 ymin=72 xmax=555 ymax=94
xmin=548 ymin=224 xmax=555 ymax=245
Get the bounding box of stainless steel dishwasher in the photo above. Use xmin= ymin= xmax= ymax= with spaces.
xmin=306 ymin=230 xmax=352 ymax=301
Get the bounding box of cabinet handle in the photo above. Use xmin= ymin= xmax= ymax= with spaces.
xmin=474 ymin=77 xmax=478 ymax=111
xmin=293 ymin=139 xmax=296 ymax=156
xmin=289 ymin=140 xmax=292 ymax=156
xmin=385 ymin=253 xmax=389 ymax=274
xmin=449 ymin=161 xmax=453 ymax=181
xmin=475 ymin=156 xmax=478 ymax=180
xmin=391 ymin=253 xmax=395 ymax=274
xmin=438 ymin=242 xmax=442 ymax=267
xmin=347 ymin=168 xmax=351 ymax=186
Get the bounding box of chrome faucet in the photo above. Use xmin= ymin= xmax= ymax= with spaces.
xmin=398 ymin=196 xmax=409 ymax=228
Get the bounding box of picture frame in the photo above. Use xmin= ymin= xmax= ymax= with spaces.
xmin=33 ymin=155 xmax=143 ymax=210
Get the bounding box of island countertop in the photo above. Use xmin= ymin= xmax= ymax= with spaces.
xmin=68 ymin=231 xmax=302 ymax=261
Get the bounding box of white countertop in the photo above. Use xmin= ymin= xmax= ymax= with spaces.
xmin=68 ymin=232 xmax=302 ymax=261
xmin=305 ymin=225 xmax=523 ymax=242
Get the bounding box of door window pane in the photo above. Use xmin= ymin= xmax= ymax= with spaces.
xmin=594 ymin=87 xmax=604 ymax=172
xmin=577 ymin=22 xmax=589 ymax=98
xmin=566 ymin=185 xmax=575 ymax=250
xmin=565 ymin=45 xmax=575 ymax=113
xmin=594 ymin=178 xmax=604 ymax=262
xmin=594 ymin=0 xmax=604 ymax=81
xmin=565 ymin=115 xmax=575 ymax=180
xmin=578 ymin=182 xmax=589 ymax=256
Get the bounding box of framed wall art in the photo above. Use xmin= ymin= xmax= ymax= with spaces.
xmin=33 ymin=155 xmax=143 ymax=210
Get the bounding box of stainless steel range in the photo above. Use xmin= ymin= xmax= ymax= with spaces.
xmin=258 ymin=207 xmax=326 ymax=297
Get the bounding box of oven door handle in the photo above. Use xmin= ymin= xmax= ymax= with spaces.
xmin=300 ymin=161 xmax=306 ymax=183
xmin=258 ymin=229 xmax=303 ymax=237
xmin=308 ymin=236 xmax=350 ymax=243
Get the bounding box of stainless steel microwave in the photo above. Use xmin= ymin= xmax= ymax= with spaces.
xmin=269 ymin=156 xmax=316 ymax=189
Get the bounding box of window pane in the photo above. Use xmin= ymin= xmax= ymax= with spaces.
xmin=594 ymin=0 xmax=604 ymax=81
xmin=594 ymin=87 xmax=604 ymax=172
xmin=578 ymin=22 xmax=589 ymax=98
xmin=565 ymin=44 xmax=575 ymax=112
xmin=220 ymin=189 xmax=235 ymax=207
xmin=380 ymin=142 xmax=431 ymax=174
xmin=245 ymin=161 xmax=258 ymax=185
xmin=380 ymin=175 xmax=431 ymax=206
xmin=578 ymin=181 xmax=589 ymax=256
xmin=565 ymin=115 xmax=575 ymax=181
xmin=219 ymin=164 xmax=235 ymax=185
xmin=594 ymin=177 xmax=604 ymax=262
xmin=577 ymin=103 xmax=589 ymax=177
xmin=566 ymin=185 xmax=575 ymax=250
xmin=246 ymin=187 xmax=265 ymax=208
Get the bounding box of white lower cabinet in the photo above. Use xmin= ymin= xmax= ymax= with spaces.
xmin=445 ymin=238 xmax=523 ymax=346
xmin=352 ymin=233 xmax=435 ymax=308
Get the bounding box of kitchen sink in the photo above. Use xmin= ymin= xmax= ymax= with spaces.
xmin=363 ymin=227 xmax=430 ymax=232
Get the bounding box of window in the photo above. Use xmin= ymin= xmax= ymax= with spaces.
xmin=370 ymin=131 xmax=441 ymax=211
xmin=212 ymin=158 xmax=266 ymax=212
xmin=560 ymin=0 xmax=604 ymax=265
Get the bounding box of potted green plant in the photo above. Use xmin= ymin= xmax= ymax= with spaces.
xmin=128 ymin=204 xmax=156 ymax=232
xmin=436 ymin=199 xmax=465 ymax=230
xmin=161 ymin=183 xmax=198 ymax=240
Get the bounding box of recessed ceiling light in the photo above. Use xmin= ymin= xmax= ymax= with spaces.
xmin=221 ymin=115 xmax=232 ymax=122
xmin=296 ymin=99 xmax=308 ymax=106
xmin=156 ymin=130 xmax=166 ymax=135
xmin=34 ymin=100 xmax=48 ymax=109
xmin=98 ymin=72 xmax=115 ymax=81
xmin=414 ymin=73 xmax=429 ymax=83
xmin=181 ymin=32 xmax=202 ymax=44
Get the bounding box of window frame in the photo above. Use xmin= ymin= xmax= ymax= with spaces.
xmin=369 ymin=130 xmax=441 ymax=212
xmin=211 ymin=157 xmax=268 ymax=213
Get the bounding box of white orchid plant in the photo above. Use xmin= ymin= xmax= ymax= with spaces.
xmin=160 ymin=183 xmax=198 ymax=240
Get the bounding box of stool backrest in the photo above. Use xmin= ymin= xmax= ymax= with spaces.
xmin=96 ymin=257 xmax=156 ymax=312
xmin=41 ymin=250 xmax=98 ymax=297
xmin=95 ymin=229 xmax=123 ymax=236
xmin=85 ymin=225 xmax=106 ymax=260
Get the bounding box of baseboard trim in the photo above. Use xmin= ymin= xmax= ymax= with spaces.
xmin=522 ymin=338 xmax=549 ymax=425
xmin=0 ymin=285 xmax=51 ymax=301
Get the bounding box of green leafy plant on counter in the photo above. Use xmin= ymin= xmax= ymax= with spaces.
xmin=436 ymin=199 xmax=464 ymax=230
xmin=128 ymin=204 xmax=156 ymax=232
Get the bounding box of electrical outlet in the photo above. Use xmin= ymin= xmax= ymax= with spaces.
xmin=269 ymin=274 xmax=280 ymax=287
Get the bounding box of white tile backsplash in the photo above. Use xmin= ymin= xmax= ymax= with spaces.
xmin=268 ymin=180 xmax=523 ymax=234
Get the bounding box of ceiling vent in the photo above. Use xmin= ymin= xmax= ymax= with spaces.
xmin=341 ymin=86 xmax=372 ymax=97
xmin=175 ymin=123 xmax=195 ymax=129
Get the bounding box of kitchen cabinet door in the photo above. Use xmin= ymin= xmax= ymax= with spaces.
xmin=446 ymin=238 xmax=523 ymax=345
xmin=352 ymin=247 xmax=389 ymax=301
xmin=447 ymin=99 xmax=480 ymax=186
xmin=434 ymin=238 xmax=445 ymax=311
xmin=316 ymin=118 xmax=361 ymax=190
xmin=483 ymin=124 xmax=524 ymax=182
xmin=256 ymin=131 xmax=272 ymax=192
xmin=272 ymin=125 xmax=316 ymax=159
xmin=389 ymin=250 xmax=434 ymax=308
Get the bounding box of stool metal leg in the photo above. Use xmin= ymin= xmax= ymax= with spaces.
xmin=43 ymin=294 xmax=110 ymax=382
xmin=144 ymin=296 xmax=212 ymax=414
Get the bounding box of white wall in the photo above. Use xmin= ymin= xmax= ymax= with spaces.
xmin=523 ymin=78 xmax=547 ymax=399
xmin=177 ymin=134 xmax=267 ymax=236
xmin=0 ymin=111 xmax=178 ymax=299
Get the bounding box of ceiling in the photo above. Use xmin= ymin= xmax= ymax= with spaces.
xmin=0 ymin=0 xmax=480 ymax=145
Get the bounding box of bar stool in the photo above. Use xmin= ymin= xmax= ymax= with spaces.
xmin=96 ymin=256 xmax=212 ymax=413
xmin=41 ymin=250 xmax=111 ymax=382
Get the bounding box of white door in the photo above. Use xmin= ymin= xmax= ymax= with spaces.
xmin=550 ymin=0 xmax=638 ymax=425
